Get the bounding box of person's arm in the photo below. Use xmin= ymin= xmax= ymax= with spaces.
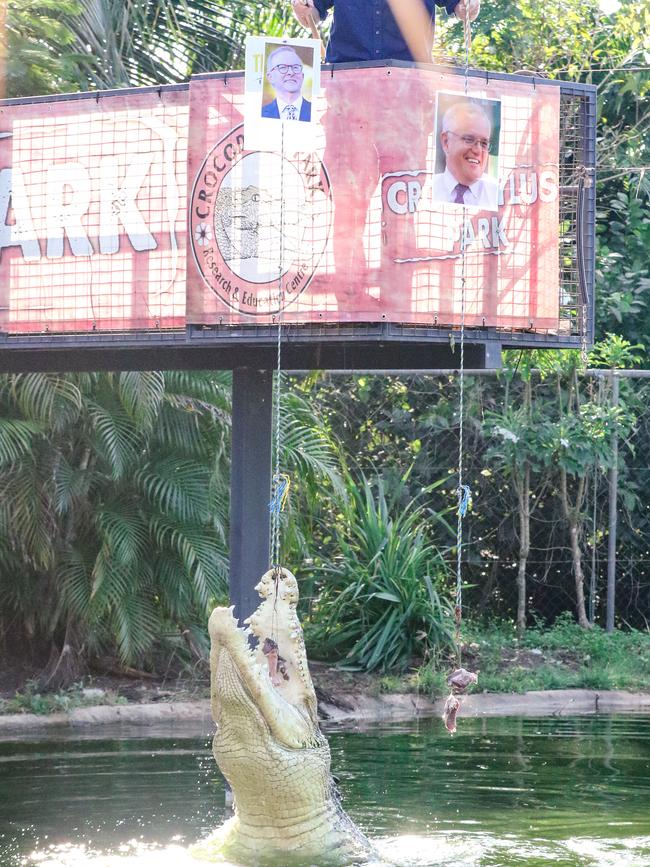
xmin=291 ymin=0 xmax=332 ymax=28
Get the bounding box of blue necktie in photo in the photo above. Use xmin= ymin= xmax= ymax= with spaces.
xmin=453 ymin=183 xmax=470 ymax=204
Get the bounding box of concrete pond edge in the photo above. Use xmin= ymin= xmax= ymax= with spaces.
xmin=1 ymin=688 xmax=649 ymax=736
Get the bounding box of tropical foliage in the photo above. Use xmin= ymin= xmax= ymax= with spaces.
xmin=296 ymin=335 xmax=646 ymax=657
xmin=0 ymin=371 xmax=230 ymax=685
xmin=0 ymin=371 xmax=344 ymax=684
xmin=4 ymin=0 xmax=83 ymax=97
xmin=5 ymin=0 xmax=303 ymax=94
xmin=1 ymin=0 xmax=649 ymax=682
xmin=307 ymin=474 xmax=455 ymax=671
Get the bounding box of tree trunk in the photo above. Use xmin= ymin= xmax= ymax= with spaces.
xmin=515 ymin=462 xmax=531 ymax=638
xmin=560 ymin=469 xmax=591 ymax=629
xmin=38 ymin=619 xmax=84 ymax=691
xmin=569 ymin=521 xmax=591 ymax=629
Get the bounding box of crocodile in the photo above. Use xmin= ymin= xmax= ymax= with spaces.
xmin=191 ymin=567 xmax=373 ymax=865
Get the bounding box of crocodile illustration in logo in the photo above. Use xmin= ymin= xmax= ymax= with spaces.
xmin=214 ymin=183 xmax=301 ymax=265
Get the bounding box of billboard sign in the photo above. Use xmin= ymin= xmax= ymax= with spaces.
xmin=0 ymin=88 xmax=187 ymax=333
xmin=0 ymin=66 xmax=562 ymax=335
xmin=188 ymin=68 xmax=560 ymax=330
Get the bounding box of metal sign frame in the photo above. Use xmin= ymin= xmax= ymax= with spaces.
xmin=0 ymin=62 xmax=596 ymax=374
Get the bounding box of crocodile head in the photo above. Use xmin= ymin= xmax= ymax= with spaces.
xmin=208 ymin=566 xmax=321 ymax=751
xmin=193 ymin=568 xmax=371 ymax=865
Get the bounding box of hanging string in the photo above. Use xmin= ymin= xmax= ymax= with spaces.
xmin=441 ymin=0 xmax=481 ymax=736
xmin=269 ymin=118 xmax=288 ymax=570
xmin=462 ymin=2 xmax=472 ymax=56
xmin=266 ymin=18 xmax=292 ymax=647
xmin=454 ymin=3 xmax=472 ymax=667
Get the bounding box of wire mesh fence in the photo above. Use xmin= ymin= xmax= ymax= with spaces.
xmin=447 ymin=370 xmax=649 ymax=629
xmin=294 ymin=368 xmax=649 ymax=632
xmin=0 ymin=67 xmax=595 ymax=354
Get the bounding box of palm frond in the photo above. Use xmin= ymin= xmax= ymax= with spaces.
xmin=109 ymin=589 xmax=162 ymax=663
xmin=135 ymin=458 xmax=211 ymax=522
xmin=280 ymin=389 xmax=345 ymax=496
xmin=52 ymin=455 xmax=93 ymax=517
xmin=0 ymin=467 xmax=56 ymax=570
xmin=87 ymin=400 xmax=140 ymax=479
xmin=96 ymin=504 xmax=149 ymax=565
xmin=0 ymin=418 xmax=40 ymax=467
xmin=164 ymin=370 xmax=231 ymax=409
xmin=64 ymin=0 xmax=300 ymax=88
xmin=154 ymin=402 xmax=208 ymax=458
xmin=149 ymin=513 xmax=228 ymax=606
xmin=118 ymin=371 xmax=166 ymax=432
xmin=11 ymin=373 xmax=82 ymax=429
xmin=57 ymin=549 xmax=92 ymax=618
xmin=90 ymin=545 xmax=135 ymax=607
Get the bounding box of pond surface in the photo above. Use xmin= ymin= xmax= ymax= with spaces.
xmin=0 ymin=714 xmax=649 ymax=866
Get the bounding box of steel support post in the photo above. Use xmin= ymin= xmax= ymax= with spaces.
xmin=229 ymin=367 xmax=273 ymax=625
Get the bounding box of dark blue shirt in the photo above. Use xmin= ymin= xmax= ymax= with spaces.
xmin=313 ymin=0 xmax=459 ymax=64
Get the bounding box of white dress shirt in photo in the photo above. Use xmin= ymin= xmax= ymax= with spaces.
xmin=276 ymin=96 xmax=304 ymax=121
xmin=431 ymin=168 xmax=499 ymax=211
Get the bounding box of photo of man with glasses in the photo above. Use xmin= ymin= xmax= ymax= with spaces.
xmin=431 ymin=98 xmax=500 ymax=210
xmin=262 ymin=45 xmax=312 ymax=122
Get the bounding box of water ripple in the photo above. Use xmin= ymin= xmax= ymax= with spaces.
xmin=1 ymin=715 xmax=649 ymax=866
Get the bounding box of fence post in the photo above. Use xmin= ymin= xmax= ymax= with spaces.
xmin=606 ymin=371 xmax=619 ymax=633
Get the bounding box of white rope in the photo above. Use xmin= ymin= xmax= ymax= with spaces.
xmin=270 ymin=120 xmax=286 ymax=570
xmin=454 ymin=5 xmax=473 ymax=665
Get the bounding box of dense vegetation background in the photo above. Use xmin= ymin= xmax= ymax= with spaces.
xmin=1 ymin=0 xmax=648 ymax=686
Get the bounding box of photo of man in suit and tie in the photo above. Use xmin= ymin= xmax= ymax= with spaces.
xmin=431 ymin=96 xmax=501 ymax=211
xmin=261 ymin=45 xmax=312 ymax=122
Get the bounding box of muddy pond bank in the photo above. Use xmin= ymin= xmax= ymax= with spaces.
xmin=1 ymin=688 xmax=650 ymax=738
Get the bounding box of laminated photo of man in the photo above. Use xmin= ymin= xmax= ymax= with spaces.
xmin=261 ymin=46 xmax=312 ymax=122
xmin=432 ymin=99 xmax=499 ymax=210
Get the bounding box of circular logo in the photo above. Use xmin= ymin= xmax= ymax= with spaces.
xmin=190 ymin=125 xmax=332 ymax=317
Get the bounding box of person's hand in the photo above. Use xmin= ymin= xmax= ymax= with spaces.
xmin=291 ymin=0 xmax=321 ymax=28
xmin=455 ymin=0 xmax=480 ymax=22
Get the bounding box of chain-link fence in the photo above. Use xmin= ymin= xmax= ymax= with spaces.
xmin=447 ymin=369 xmax=649 ymax=630
xmin=297 ymin=368 xmax=649 ymax=632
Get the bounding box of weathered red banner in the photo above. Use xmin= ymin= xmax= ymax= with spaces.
xmin=0 ymin=67 xmax=559 ymax=334
xmin=188 ymin=68 xmax=560 ymax=330
xmin=0 ymin=88 xmax=187 ymax=333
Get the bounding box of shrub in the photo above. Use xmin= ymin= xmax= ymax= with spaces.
xmin=308 ymin=474 xmax=455 ymax=672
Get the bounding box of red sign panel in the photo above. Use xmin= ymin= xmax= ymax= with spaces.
xmin=0 ymin=89 xmax=187 ymax=333
xmin=0 ymin=67 xmax=560 ymax=334
xmin=188 ymin=68 xmax=560 ymax=330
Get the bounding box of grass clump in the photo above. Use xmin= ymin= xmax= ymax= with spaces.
xmin=0 ymin=681 xmax=127 ymax=716
xmin=522 ymin=614 xmax=650 ymax=691
xmin=477 ymin=664 xmax=579 ymax=694
xmin=308 ymin=473 xmax=455 ymax=672
xmin=368 ymin=662 xmax=453 ymax=699
xmin=456 ymin=614 xmax=650 ymax=694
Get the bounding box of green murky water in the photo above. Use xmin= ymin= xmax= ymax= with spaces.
xmin=0 ymin=714 xmax=649 ymax=865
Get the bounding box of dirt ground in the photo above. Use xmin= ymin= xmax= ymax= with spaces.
xmin=0 ymin=650 xmax=383 ymax=711
xmin=0 ymin=641 xmax=596 ymax=712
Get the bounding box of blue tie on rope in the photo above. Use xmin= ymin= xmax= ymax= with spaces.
xmin=457 ymin=484 xmax=472 ymax=518
xmin=268 ymin=473 xmax=291 ymax=515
